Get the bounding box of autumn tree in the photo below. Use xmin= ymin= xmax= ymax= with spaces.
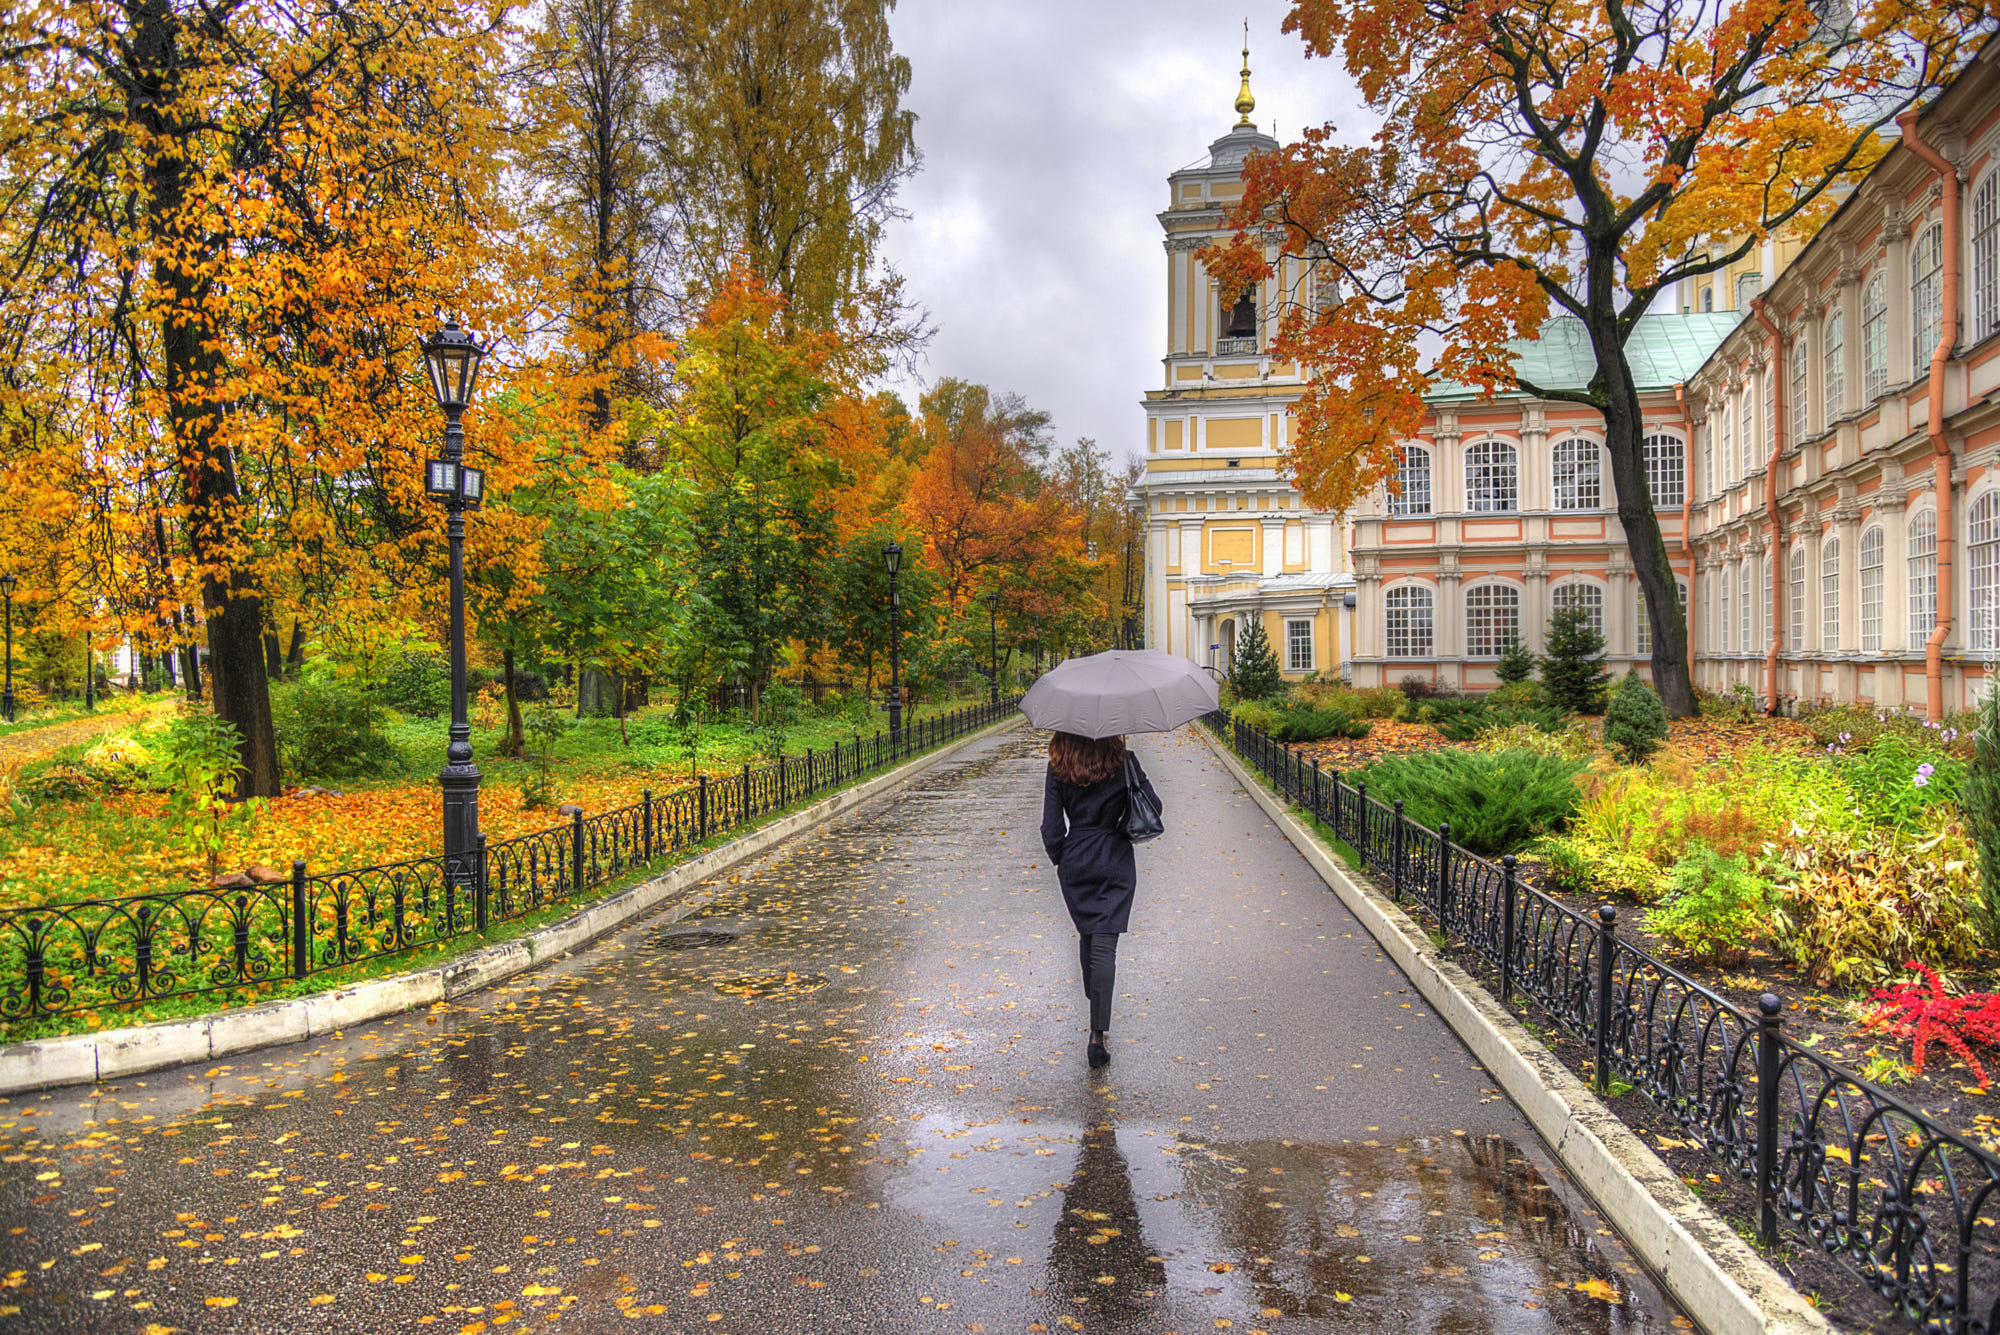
xmin=644 ymin=0 xmax=922 ymax=343
xmin=1207 ymin=0 xmax=1991 ymax=716
xmin=0 ymin=0 xmax=522 ymax=795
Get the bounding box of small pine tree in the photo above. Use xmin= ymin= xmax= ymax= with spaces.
xmin=1602 ymin=671 xmax=1669 ymax=764
xmin=1963 ymin=689 xmax=2000 ymax=942
xmin=1231 ymin=618 xmax=1283 ymax=701
xmin=1540 ymin=607 xmax=1611 ymax=713
xmin=1495 ymin=636 xmax=1536 ymax=685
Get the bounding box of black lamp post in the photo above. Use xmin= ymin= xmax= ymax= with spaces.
xmin=421 ymin=319 xmax=488 ymax=891
xmin=983 ymin=592 xmax=999 ymax=704
xmin=0 ymin=574 xmax=13 ymax=723
xmin=883 ymin=542 xmax=903 ymax=740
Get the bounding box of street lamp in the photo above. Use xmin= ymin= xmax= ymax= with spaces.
xmin=883 ymin=542 xmax=903 ymax=741
xmin=0 ymin=574 xmax=13 ymax=723
xmin=983 ymin=592 xmax=999 ymax=705
xmin=421 ymin=318 xmax=488 ymax=892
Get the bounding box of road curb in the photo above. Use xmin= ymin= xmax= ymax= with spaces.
xmin=0 ymin=715 xmax=1022 ymax=1096
xmin=1199 ymin=728 xmax=1830 ymax=1335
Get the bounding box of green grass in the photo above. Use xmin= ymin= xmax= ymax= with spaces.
xmin=0 ymin=690 xmax=177 ymax=740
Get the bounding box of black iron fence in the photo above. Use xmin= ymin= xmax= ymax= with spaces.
xmin=0 ymin=698 xmax=1020 ymax=1026
xmin=1213 ymin=710 xmax=2000 ymax=1334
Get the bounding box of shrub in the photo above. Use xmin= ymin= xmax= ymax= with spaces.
xmin=1474 ymin=722 xmax=1596 ymax=761
xmin=1964 ymin=689 xmax=2000 ymax=939
xmin=1837 ymin=731 xmax=1963 ymax=831
xmin=1495 ymin=637 xmax=1536 ymax=685
xmin=1767 ymin=812 xmax=1986 ymax=988
xmin=513 ymin=669 xmax=551 ymax=703
xmin=1269 ymin=704 xmax=1372 ymax=743
xmin=1602 ymin=673 xmax=1669 ymax=765
xmin=1356 ymin=748 xmax=1585 ymax=857
xmin=381 ymin=650 xmax=450 ymax=717
xmin=1645 ymin=848 xmax=1770 ymax=964
xmin=1231 ymin=620 xmax=1283 ymax=701
xmin=1540 ymin=607 xmax=1610 ymax=714
xmin=1400 ymin=675 xmax=1460 ymax=701
xmin=1863 ymin=962 xmax=2000 ymax=1085
xmin=157 ymin=710 xmax=256 ymax=879
xmin=1489 ymin=680 xmax=1550 ymax=709
xmin=1481 ymin=704 xmax=1569 ymax=734
xmin=1229 ymin=699 xmax=1283 ymax=734
xmin=1347 ymin=686 xmax=1407 ymax=719
xmin=273 ymin=679 xmax=401 ymax=781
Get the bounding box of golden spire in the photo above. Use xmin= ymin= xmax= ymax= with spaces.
xmin=1234 ymin=21 xmax=1256 ymax=126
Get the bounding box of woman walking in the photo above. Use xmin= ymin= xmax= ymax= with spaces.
xmin=1040 ymin=732 xmax=1162 ymax=1069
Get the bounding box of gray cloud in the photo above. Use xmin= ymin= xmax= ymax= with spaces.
xmin=879 ymin=1 xmax=1370 ymax=464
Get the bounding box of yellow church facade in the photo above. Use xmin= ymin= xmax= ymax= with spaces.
xmin=1136 ymin=65 xmax=1356 ymax=681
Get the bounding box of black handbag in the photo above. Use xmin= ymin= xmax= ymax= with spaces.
xmin=1122 ymin=753 xmax=1164 ymax=843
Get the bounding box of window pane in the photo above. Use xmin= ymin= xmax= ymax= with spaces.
xmin=1390 ymin=445 xmax=1431 ymax=515
xmin=1465 ymin=441 xmax=1518 ymax=512
xmin=1550 ymin=581 xmax=1604 ymax=636
xmin=1465 ymin=584 xmax=1520 ymax=657
xmin=1908 ymin=511 xmax=1938 ymax=641
xmin=1977 ymin=174 xmax=2000 ymax=340
xmin=1862 ymin=275 xmax=1888 ymax=403
xmin=1384 ymin=586 xmax=1435 ymax=658
xmin=1643 ymin=433 xmax=1683 ymax=508
xmin=1860 ymin=527 xmax=1883 ymax=651
xmin=1287 ymin=619 xmax=1314 ymax=672
xmin=1913 ymin=223 xmax=1944 ymax=371
xmin=1972 ymin=494 xmax=2000 ymax=653
xmin=1824 ymin=310 xmax=1844 ymax=425
xmin=1821 ymin=537 xmax=1840 ymax=652
xmin=1789 ymin=547 xmax=1805 ymax=649
xmin=1721 ymin=567 xmax=1732 ymax=653
xmin=1552 ymin=438 xmax=1601 ymax=510
xmin=1789 ymin=339 xmax=1810 ymax=445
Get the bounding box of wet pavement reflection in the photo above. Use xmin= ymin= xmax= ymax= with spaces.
xmin=0 ymin=727 xmax=1688 ymax=1332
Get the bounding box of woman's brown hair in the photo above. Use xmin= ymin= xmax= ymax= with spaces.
xmin=1048 ymin=732 xmax=1126 ymax=787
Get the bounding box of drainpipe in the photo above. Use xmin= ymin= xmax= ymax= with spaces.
xmin=1752 ymin=298 xmax=1785 ymax=715
xmin=1899 ymin=110 xmax=1961 ymax=722
xmin=1675 ymin=383 xmax=1696 ymax=665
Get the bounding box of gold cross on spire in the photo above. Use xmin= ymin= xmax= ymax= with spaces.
xmin=1234 ymin=20 xmax=1256 ymax=126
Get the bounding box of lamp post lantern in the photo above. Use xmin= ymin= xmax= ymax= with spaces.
xmin=421 ymin=319 xmax=488 ymax=892
xmin=883 ymin=542 xmax=903 ymax=740
xmin=983 ymin=592 xmax=999 ymax=705
xmin=0 ymin=573 xmax=13 ymax=723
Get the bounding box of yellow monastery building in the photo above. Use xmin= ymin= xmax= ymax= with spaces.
xmin=1137 ymin=56 xmax=1355 ymax=681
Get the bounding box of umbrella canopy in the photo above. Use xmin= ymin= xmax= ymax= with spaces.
xmin=1021 ymin=649 xmax=1221 ymax=739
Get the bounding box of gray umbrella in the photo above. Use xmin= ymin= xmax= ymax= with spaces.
xmin=1021 ymin=649 xmax=1222 ymax=738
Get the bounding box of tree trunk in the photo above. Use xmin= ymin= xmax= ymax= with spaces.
xmin=501 ymin=645 xmax=525 ymax=759
xmin=263 ymin=629 xmax=282 ymax=679
xmin=577 ymin=667 xmax=618 ymax=718
xmin=285 ymin=618 xmax=305 ymax=673
xmin=1586 ymin=311 xmax=1697 ymax=718
xmin=180 ymin=634 xmax=201 ymax=700
xmin=141 ymin=25 xmax=279 ymax=796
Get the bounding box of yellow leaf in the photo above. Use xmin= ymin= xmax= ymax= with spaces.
xmin=204 ymin=1296 xmax=239 ymax=1307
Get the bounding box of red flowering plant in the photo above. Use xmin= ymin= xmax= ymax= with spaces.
xmin=1862 ymin=962 xmax=2000 ymax=1087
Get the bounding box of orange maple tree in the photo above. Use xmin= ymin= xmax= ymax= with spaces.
xmin=1206 ymin=0 xmax=1991 ymax=715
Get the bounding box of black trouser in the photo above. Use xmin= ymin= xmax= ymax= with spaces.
xmin=1077 ymin=932 xmax=1119 ymax=1031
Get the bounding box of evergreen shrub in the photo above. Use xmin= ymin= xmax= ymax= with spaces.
xmin=1495 ymin=637 xmax=1536 ymax=685
xmin=1966 ymin=690 xmax=2000 ymax=939
xmin=381 ymin=651 xmax=450 ymax=717
xmin=1356 ymin=748 xmax=1585 ymax=857
xmin=1231 ymin=620 xmax=1283 ymax=701
xmin=1601 ymin=673 xmax=1669 ymax=764
xmin=1540 ymin=607 xmax=1611 ymax=713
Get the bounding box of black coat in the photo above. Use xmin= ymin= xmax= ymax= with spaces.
xmin=1041 ymin=757 xmax=1162 ymax=935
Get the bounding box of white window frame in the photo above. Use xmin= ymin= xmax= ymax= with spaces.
xmin=1384 ymin=585 xmax=1435 ymax=659
xmin=1862 ymin=274 xmax=1888 ymax=403
xmin=1635 ymin=580 xmax=1685 ymax=657
xmin=1552 ymin=437 xmax=1602 ymax=511
xmin=1720 ymin=566 xmax=1733 ymax=653
xmin=1389 ymin=444 xmax=1431 ymax=516
xmin=1464 ymin=583 xmax=1521 ymax=658
xmin=1285 ymin=618 xmax=1315 ymax=673
xmin=1789 ymin=544 xmax=1806 ymax=650
xmin=1823 ymin=308 xmax=1845 ymax=425
xmin=1741 ymin=383 xmax=1758 ymax=478
xmin=1643 ymin=432 xmax=1684 ymax=508
xmin=1464 ymin=440 xmax=1519 ymax=513
xmin=1971 ymin=493 xmax=2000 ymax=653
xmin=1720 ymin=401 xmax=1735 ymax=488
xmin=1908 ymin=509 xmax=1938 ymax=642
xmin=1762 ymin=368 xmax=1775 ymax=461
xmin=1976 ymin=172 xmax=2000 ymax=342
xmin=1740 ymin=561 xmax=1752 ymax=653
xmin=1860 ymin=525 xmax=1884 ymax=651
xmin=1912 ymin=221 xmax=1944 ymax=372
xmin=1821 ymin=535 xmax=1840 ymax=652
xmin=1789 ymin=337 xmax=1810 ymax=445
xmin=1702 ymin=422 xmax=1715 ymax=501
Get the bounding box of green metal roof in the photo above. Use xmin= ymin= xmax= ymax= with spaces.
xmin=1426 ymin=312 xmax=1742 ymax=402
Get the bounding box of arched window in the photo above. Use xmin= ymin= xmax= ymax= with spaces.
xmin=1389 ymin=444 xmax=1431 ymax=515
xmin=1464 ymin=584 xmax=1520 ymax=657
xmin=1741 ymin=383 xmax=1758 ymax=478
xmin=1912 ymin=222 xmax=1944 ymax=370
xmin=1823 ymin=308 xmax=1845 ymax=425
xmin=1789 ymin=545 xmax=1806 ymax=649
xmin=1719 ymin=401 xmax=1735 ymax=488
xmin=1552 ymin=438 xmax=1602 ymax=510
xmin=1859 ymin=525 xmax=1884 ymax=651
xmin=1700 ymin=286 xmax=1714 ymax=312
xmin=1789 ymin=337 xmax=1810 ymax=445
xmin=1970 ymin=494 xmax=2000 ymax=652
xmin=1464 ymin=440 xmax=1518 ymax=513
xmin=1384 ymin=585 xmax=1435 ymax=658
xmin=1635 ymin=580 xmax=1686 ymax=657
xmin=1821 ymin=536 xmax=1841 ymax=652
xmin=1762 ymin=368 xmax=1775 ymax=460
xmin=1740 ymin=560 xmax=1753 ymax=651
xmin=1702 ymin=422 xmax=1715 ymax=501
xmin=1976 ymin=173 xmax=2000 ymax=341
xmin=1862 ymin=274 xmax=1888 ymax=402
xmin=1908 ymin=509 xmax=1938 ymax=641
xmin=1551 ymin=581 xmax=1605 ymax=636
xmin=1643 ymin=432 xmax=1684 ymax=508
xmin=1720 ymin=566 xmax=1733 ymax=653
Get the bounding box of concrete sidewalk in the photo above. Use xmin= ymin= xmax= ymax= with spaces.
xmin=0 ymin=725 xmax=1685 ymax=1332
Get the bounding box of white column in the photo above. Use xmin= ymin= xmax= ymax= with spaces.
xmin=1261 ymin=519 xmax=1285 ymax=576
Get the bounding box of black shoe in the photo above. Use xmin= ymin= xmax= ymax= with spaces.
xmin=1088 ymin=1042 xmax=1110 ymax=1069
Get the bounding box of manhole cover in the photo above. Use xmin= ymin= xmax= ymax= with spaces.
xmin=648 ymin=929 xmax=740 ymax=950
xmin=715 ymin=971 xmax=829 ymax=999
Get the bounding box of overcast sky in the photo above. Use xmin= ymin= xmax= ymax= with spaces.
xmin=877 ymin=1 xmax=1371 ymax=466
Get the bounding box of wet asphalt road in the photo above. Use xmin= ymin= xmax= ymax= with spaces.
xmin=0 ymin=725 xmax=1691 ymax=1333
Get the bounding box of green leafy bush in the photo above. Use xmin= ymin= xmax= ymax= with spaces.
xmin=1646 ymin=848 xmax=1770 ymax=964
xmin=1489 ymin=680 xmax=1550 ymax=709
xmin=273 ymin=679 xmax=402 ymax=781
xmin=1346 ymin=687 xmax=1407 ymax=719
xmin=1229 ymin=699 xmax=1283 ymax=734
xmin=381 ymin=650 xmax=450 ymax=717
xmin=1963 ymin=690 xmax=2000 ymax=939
xmin=1837 ymin=732 xmax=1963 ymax=831
xmin=1231 ymin=620 xmax=1283 ymax=701
xmin=1473 ymin=721 xmax=1595 ymax=760
xmin=157 ymin=710 xmax=256 ymax=879
xmin=1540 ymin=606 xmax=1611 ymax=714
xmin=1355 ymin=749 xmax=1585 ymax=857
xmin=1602 ymin=673 xmax=1669 ymax=764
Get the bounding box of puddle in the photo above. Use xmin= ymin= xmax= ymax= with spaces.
xmin=647 ymin=928 xmax=741 ymax=950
